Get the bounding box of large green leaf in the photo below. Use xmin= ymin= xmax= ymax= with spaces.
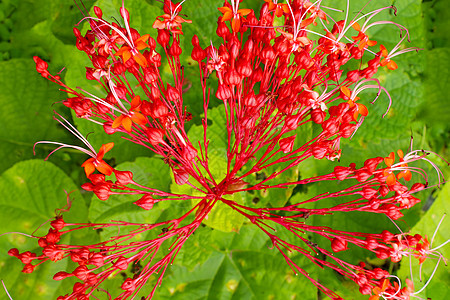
xmin=157 ymin=225 xmax=317 ymax=300
xmin=0 ymin=59 xmax=73 ymax=173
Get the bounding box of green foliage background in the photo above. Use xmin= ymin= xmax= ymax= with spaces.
xmin=0 ymin=0 xmax=448 ymax=299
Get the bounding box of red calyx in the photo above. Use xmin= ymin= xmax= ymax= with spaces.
xmin=147 ymin=127 xmax=165 ymax=146
xmin=114 ymin=169 xmax=134 ymax=185
xmin=331 ymin=237 xmax=348 ymax=252
xmin=134 ymin=194 xmax=157 ymax=210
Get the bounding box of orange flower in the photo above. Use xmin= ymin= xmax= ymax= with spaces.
xmin=396 ymin=149 xmax=412 ymax=181
xmin=264 ymin=0 xmax=289 ymax=17
xmin=383 ymin=150 xmax=412 ymax=186
xmin=81 ymin=143 xmax=114 ymax=177
xmin=218 ymin=5 xmax=252 ymax=32
xmin=115 ymin=34 xmax=150 ymax=67
xmin=276 ymin=28 xmax=310 ymax=51
xmin=153 ymin=14 xmax=192 ymax=34
xmin=351 ymin=22 xmax=377 ymax=50
xmin=369 ymin=278 xmax=390 ymax=300
xmin=340 ymin=86 xmax=368 ymax=120
xmin=112 ymin=96 xmax=148 ymax=132
xmin=384 ymin=151 xmax=397 ymax=186
xmin=380 ymin=45 xmax=398 ymax=70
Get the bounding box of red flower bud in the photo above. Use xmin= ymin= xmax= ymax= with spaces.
xmin=147 ymin=127 xmax=165 ymax=146
xmin=339 ymin=123 xmax=356 ymax=138
xmin=166 ymin=85 xmax=180 ymax=102
xmin=355 ymin=168 xmax=372 ymax=182
xmin=43 ymin=245 xmax=64 ymax=261
xmin=251 ymin=67 xmax=263 ymax=83
xmin=372 ymin=268 xmax=389 ymax=280
xmin=191 ymin=36 xmax=206 ymax=61
xmin=331 ymin=237 xmax=348 ymax=252
xmin=144 ymin=68 xmax=158 ymax=84
xmin=173 ymin=168 xmax=189 ymax=185
xmin=114 ymin=256 xmax=129 ymax=270
xmin=51 ymin=217 xmax=66 ymax=231
xmin=121 ymin=278 xmax=136 ymax=291
xmin=364 ymin=157 xmax=384 ymax=172
xmin=378 ymin=185 xmax=389 ymax=197
xmin=381 ymin=230 xmax=394 ymax=242
xmin=216 ymin=20 xmax=230 ymax=38
xmin=73 ymin=265 xmax=90 ymax=281
xmin=88 ymin=252 xmax=105 ymax=267
xmin=134 ymin=194 xmax=157 ymax=210
xmin=260 ymin=46 xmax=275 ymax=62
xmin=322 ymin=118 xmax=339 ymax=134
xmin=157 ymin=29 xmax=170 ymax=47
xmin=334 ymin=166 xmax=352 ymax=181
xmin=114 ymin=169 xmax=134 ymax=185
xmin=93 ymin=6 xmax=103 ymax=18
xmin=361 ymin=187 xmax=378 ymax=199
xmin=359 ymin=284 xmax=371 ymax=295
xmin=81 ymin=182 xmax=94 ymax=191
xmin=312 ymin=143 xmax=328 ymax=159
xmin=33 ymin=56 xmax=49 ymax=77
xmin=93 ymin=183 xmax=112 ymax=201
xmin=311 ymin=108 xmax=326 ymax=124
xmin=22 ymin=263 xmax=35 ymax=273
xmin=375 ymin=248 xmax=390 ymax=260
xmin=346 ymin=70 xmax=360 ymax=82
xmin=279 ymin=136 xmax=296 ymax=153
xmin=54 ymin=271 xmax=71 ymax=281
xmin=46 ymin=228 xmax=61 ymax=244
xmin=224 ymin=69 xmax=241 ymax=86
xmin=216 ymin=84 xmax=232 ymax=101
xmin=410 ymin=183 xmax=425 ymax=193
xmin=169 ymin=41 xmax=182 ymax=56
xmin=366 ymin=238 xmax=379 ymax=251
xmin=8 ymin=248 xmax=19 ymax=257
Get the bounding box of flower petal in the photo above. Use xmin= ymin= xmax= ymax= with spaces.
xmin=133 ymin=52 xmax=147 ymax=67
xmin=96 ymin=161 xmax=113 ymax=176
xmin=122 ymin=116 xmax=133 ymax=132
xmin=98 ymin=142 xmax=114 ymax=160
xmin=112 ymin=115 xmax=125 ymax=129
xmin=82 ymin=159 xmax=96 ymax=178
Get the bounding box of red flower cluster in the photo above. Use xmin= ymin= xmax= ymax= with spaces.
xmin=9 ymin=1 xmax=447 ymax=300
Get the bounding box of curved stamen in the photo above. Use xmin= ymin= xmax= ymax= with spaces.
xmin=431 ymin=214 xmax=446 ymax=246
xmin=1 ymin=280 xmax=13 ymax=300
xmin=352 ymin=80 xmax=392 ymax=117
xmin=54 ymin=114 xmax=94 ymax=153
xmin=414 ymin=256 xmax=442 ymax=295
xmin=76 ymin=16 xmax=133 ymax=48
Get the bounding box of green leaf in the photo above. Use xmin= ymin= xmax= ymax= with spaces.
xmin=423 ymin=0 xmax=450 ymax=48
xmin=418 ymin=48 xmax=450 ymax=125
xmin=158 ymin=225 xmax=317 ymax=300
xmin=203 ymin=192 xmax=246 ymax=233
xmin=0 ymin=59 xmax=72 ymax=173
xmin=9 ymin=1 xmax=85 ymax=58
xmin=0 ymin=159 xmax=87 ymax=300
